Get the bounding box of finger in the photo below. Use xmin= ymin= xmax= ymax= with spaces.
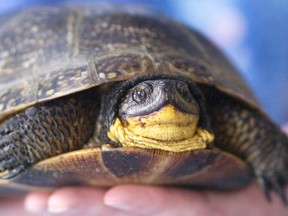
xmin=104 ymin=185 xmax=214 ymax=216
xmin=1 ymin=196 xmax=32 ymax=216
xmin=24 ymin=191 xmax=51 ymax=214
xmin=27 ymin=187 xmax=133 ymax=216
xmin=104 ymin=183 xmax=288 ymax=216
xmin=207 ymin=182 xmax=288 ymax=216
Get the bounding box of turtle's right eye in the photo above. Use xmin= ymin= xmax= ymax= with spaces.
xmin=176 ymin=82 xmax=192 ymax=102
xmin=132 ymin=84 xmax=151 ymax=103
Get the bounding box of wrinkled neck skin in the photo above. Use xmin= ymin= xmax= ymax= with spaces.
xmin=94 ymin=75 xmax=214 ymax=152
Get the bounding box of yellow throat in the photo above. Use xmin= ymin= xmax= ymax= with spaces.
xmin=108 ymin=104 xmax=214 ymax=152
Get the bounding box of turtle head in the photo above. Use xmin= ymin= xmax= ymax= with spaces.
xmin=107 ymin=78 xmax=214 ymax=152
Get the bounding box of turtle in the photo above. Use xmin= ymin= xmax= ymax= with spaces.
xmin=0 ymin=5 xmax=287 ymax=204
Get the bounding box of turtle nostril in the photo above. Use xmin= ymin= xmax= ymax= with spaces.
xmin=163 ymin=86 xmax=169 ymax=93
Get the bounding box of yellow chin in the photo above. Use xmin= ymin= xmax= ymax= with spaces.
xmin=107 ymin=104 xmax=214 ymax=152
xmin=125 ymin=104 xmax=199 ymax=141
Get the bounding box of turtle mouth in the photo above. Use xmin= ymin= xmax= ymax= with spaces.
xmin=107 ymin=103 xmax=214 ymax=152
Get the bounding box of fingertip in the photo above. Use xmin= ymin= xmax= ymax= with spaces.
xmin=47 ymin=187 xmax=82 ymax=214
xmin=46 ymin=187 xmax=109 ymax=214
xmin=24 ymin=191 xmax=50 ymax=214
xmin=104 ymin=185 xmax=136 ymax=211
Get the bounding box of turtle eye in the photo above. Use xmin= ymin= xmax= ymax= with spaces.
xmin=176 ymin=82 xmax=192 ymax=102
xmin=132 ymin=84 xmax=151 ymax=103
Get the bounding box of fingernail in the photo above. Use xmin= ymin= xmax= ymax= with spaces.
xmin=104 ymin=199 xmax=134 ymax=211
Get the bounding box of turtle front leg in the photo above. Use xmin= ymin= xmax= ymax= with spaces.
xmin=210 ymin=97 xmax=288 ymax=204
xmin=0 ymin=93 xmax=98 ymax=179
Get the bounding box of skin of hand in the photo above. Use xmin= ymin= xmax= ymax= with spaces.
xmin=1 ymin=125 xmax=288 ymax=216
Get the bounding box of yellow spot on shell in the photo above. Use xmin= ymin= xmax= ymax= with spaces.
xmin=107 ymin=72 xmax=117 ymax=79
xmin=46 ymin=89 xmax=54 ymax=96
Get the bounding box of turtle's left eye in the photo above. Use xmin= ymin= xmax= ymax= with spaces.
xmin=132 ymin=85 xmax=151 ymax=103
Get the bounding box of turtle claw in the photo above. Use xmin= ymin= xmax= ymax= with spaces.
xmin=273 ymin=174 xmax=288 ymax=205
xmin=0 ymin=167 xmax=24 ymax=180
xmin=257 ymin=175 xmax=271 ymax=202
xmin=257 ymin=171 xmax=287 ymax=205
xmin=2 ymin=165 xmax=26 ymax=179
xmin=0 ymin=155 xmax=26 ymax=180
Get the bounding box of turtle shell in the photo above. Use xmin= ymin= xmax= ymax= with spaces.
xmin=0 ymin=5 xmax=255 ymax=188
xmin=1 ymin=147 xmax=251 ymax=190
xmin=0 ymin=5 xmax=260 ymax=121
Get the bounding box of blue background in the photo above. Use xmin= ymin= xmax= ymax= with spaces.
xmin=1 ymin=0 xmax=287 ymax=124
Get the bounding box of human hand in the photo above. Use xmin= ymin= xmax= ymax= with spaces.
xmin=1 ymin=125 xmax=288 ymax=216
xmin=21 ymin=182 xmax=288 ymax=216
xmin=0 ymin=182 xmax=284 ymax=216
